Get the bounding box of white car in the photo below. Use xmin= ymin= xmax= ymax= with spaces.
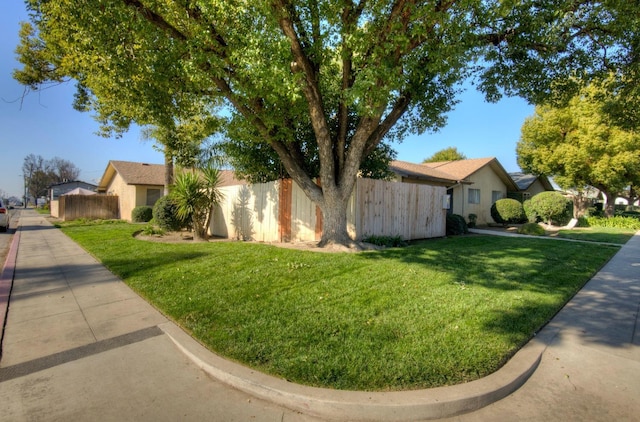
xmin=0 ymin=199 xmax=9 ymax=232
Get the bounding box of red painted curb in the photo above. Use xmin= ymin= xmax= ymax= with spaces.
xmin=0 ymin=229 xmax=20 ymax=348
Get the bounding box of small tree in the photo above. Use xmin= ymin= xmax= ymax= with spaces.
xmin=529 ymin=192 xmax=570 ymax=226
xmin=171 ymin=166 xmax=224 ymax=241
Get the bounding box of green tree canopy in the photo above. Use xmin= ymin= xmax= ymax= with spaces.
xmin=423 ymin=147 xmax=467 ymax=163
xmin=14 ymin=0 xmax=640 ymax=246
xmin=517 ymin=83 xmax=640 ymax=217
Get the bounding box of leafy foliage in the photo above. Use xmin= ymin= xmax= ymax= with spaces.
xmin=529 ymin=192 xmax=571 ymax=226
xmin=423 ymin=147 xmax=467 ymax=163
xmin=152 ymin=195 xmax=185 ymax=232
xmin=15 ymin=0 xmax=639 ymax=245
xmin=517 ymin=81 xmax=640 ymax=217
xmin=446 ymin=214 xmax=469 ymax=236
xmin=491 ymin=199 xmax=526 ymax=225
xmin=581 ymin=216 xmax=640 ymax=230
xmin=131 ymin=206 xmax=153 ymax=223
xmin=522 ymin=199 xmax=537 ymax=223
xmin=170 ymin=166 xmax=224 ymax=240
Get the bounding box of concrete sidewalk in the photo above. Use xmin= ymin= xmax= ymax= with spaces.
xmin=0 ymin=211 xmax=322 ymax=422
xmin=1 ymin=210 xmax=638 ymax=421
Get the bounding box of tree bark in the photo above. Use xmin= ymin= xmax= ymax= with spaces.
xmin=601 ymin=190 xmax=616 ymax=218
xmin=317 ymin=191 xmax=352 ymax=247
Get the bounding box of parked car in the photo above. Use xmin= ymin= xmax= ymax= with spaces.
xmin=0 ymin=199 xmax=10 ymax=232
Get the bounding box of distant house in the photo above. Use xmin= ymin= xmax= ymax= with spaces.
xmin=96 ymin=160 xmax=244 ymax=221
xmin=509 ymin=172 xmax=555 ymax=202
xmin=49 ymin=180 xmax=98 ymax=218
xmin=49 ymin=180 xmax=97 ymax=202
xmin=391 ymin=158 xmax=526 ymax=226
xmin=97 ymin=161 xmax=166 ymax=221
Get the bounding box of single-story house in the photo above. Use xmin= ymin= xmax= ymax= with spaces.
xmin=97 ymin=161 xmax=166 ymax=221
xmin=390 ymin=158 xmax=554 ymax=226
xmin=509 ymin=172 xmax=555 ymax=201
xmin=96 ymin=160 xmax=244 ymax=221
xmin=49 ymin=180 xmax=97 ymax=202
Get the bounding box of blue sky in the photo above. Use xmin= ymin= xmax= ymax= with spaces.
xmin=1 ymin=0 xmax=533 ymax=199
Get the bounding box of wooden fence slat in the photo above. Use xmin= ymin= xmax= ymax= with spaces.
xmin=59 ymin=195 xmax=119 ymax=221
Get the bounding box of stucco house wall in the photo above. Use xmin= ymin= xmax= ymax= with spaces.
xmin=451 ymin=165 xmax=509 ymax=225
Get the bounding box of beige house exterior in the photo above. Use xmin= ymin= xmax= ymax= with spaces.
xmin=97 ymin=161 xmax=166 ymax=221
xmin=390 ymin=158 xmax=544 ymax=226
xmin=97 ymin=160 xmax=245 ymax=222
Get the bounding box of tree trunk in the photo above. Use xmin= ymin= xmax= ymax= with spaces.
xmin=316 ymin=187 xmax=356 ymax=248
xmin=164 ymin=152 xmax=173 ymax=196
xmin=571 ymin=192 xmax=590 ymax=218
xmin=601 ymin=190 xmax=616 ymax=218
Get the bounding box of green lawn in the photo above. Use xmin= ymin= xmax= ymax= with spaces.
xmin=58 ymin=221 xmax=619 ymax=391
xmin=555 ymin=227 xmax=636 ymax=244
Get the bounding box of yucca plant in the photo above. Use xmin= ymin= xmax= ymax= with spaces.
xmin=171 ymin=166 xmax=224 ymax=241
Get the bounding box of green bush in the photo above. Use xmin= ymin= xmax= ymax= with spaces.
xmin=490 ymin=198 xmax=526 ymax=225
xmin=446 ymin=214 xmax=468 ymax=235
xmin=467 ymin=213 xmax=477 ymax=228
xmin=131 ymin=206 xmax=153 ymax=223
xmin=582 ymin=216 xmax=640 ymax=230
xmin=529 ymin=192 xmax=570 ymax=225
xmin=523 ymin=199 xmax=538 ymax=223
xmin=517 ymin=222 xmax=546 ymax=236
xmin=152 ymin=195 xmax=185 ymax=231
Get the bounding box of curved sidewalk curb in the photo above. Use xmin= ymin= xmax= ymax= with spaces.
xmin=0 ymin=227 xmax=20 ymax=352
xmin=159 ymin=321 xmax=544 ymax=421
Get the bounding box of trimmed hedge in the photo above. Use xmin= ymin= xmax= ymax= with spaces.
xmin=131 ymin=206 xmax=153 ymax=223
xmin=446 ymin=214 xmax=468 ymax=235
xmin=491 ymin=198 xmax=526 ymax=225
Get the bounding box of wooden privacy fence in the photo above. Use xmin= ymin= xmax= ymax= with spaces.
xmin=58 ymin=195 xmax=119 ymax=221
xmin=211 ymin=178 xmax=446 ymax=242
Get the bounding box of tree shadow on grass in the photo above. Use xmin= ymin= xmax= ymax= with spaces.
xmin=361 ymin=234 xmax=627 ymax=349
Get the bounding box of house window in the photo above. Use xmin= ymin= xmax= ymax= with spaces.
xmin=468 ymin=188 xmax=480 ymax=204
xmin=492 ymin=190 xmax=504 ymax=203
xmin=146 ymin=188 xmax=161 ymax=206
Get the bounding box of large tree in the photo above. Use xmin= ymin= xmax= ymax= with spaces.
xmin=517 ymin=83 xmax=640 ymax=217
xmin=423 ymin=147 xmax=467 ymax=163
xmin=15 ymin=0 xmax=638 ymax=246
xmin=21 ymin=154 xmax=81 ymax=201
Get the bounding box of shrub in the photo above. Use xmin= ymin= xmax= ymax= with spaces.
xmin=490 ymin=198 xmax=526 ymax=225
xmin=467 ymin=213 xmax=477 ymax=228
xmin=582 ymin=216 xmax=640 ymax=230
xmin=153 ymin=195 xmax=185 ymax=231
xmin=131 ymin=206 xmax=153 ymax=223
xmin=446 ymin=214 xmax=468 ymax=235
xmin=529 ymin=192 xmax=570 ymax=225
xmin=523 ymin=199 xmax=538 ymax=223
xmin=361 ymin=235 xmax=407 ymax=247
xmin=517 ymin=222 xmax=546 ymax=236
xmin=141 ymin=223 xmax=165 ymax=236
